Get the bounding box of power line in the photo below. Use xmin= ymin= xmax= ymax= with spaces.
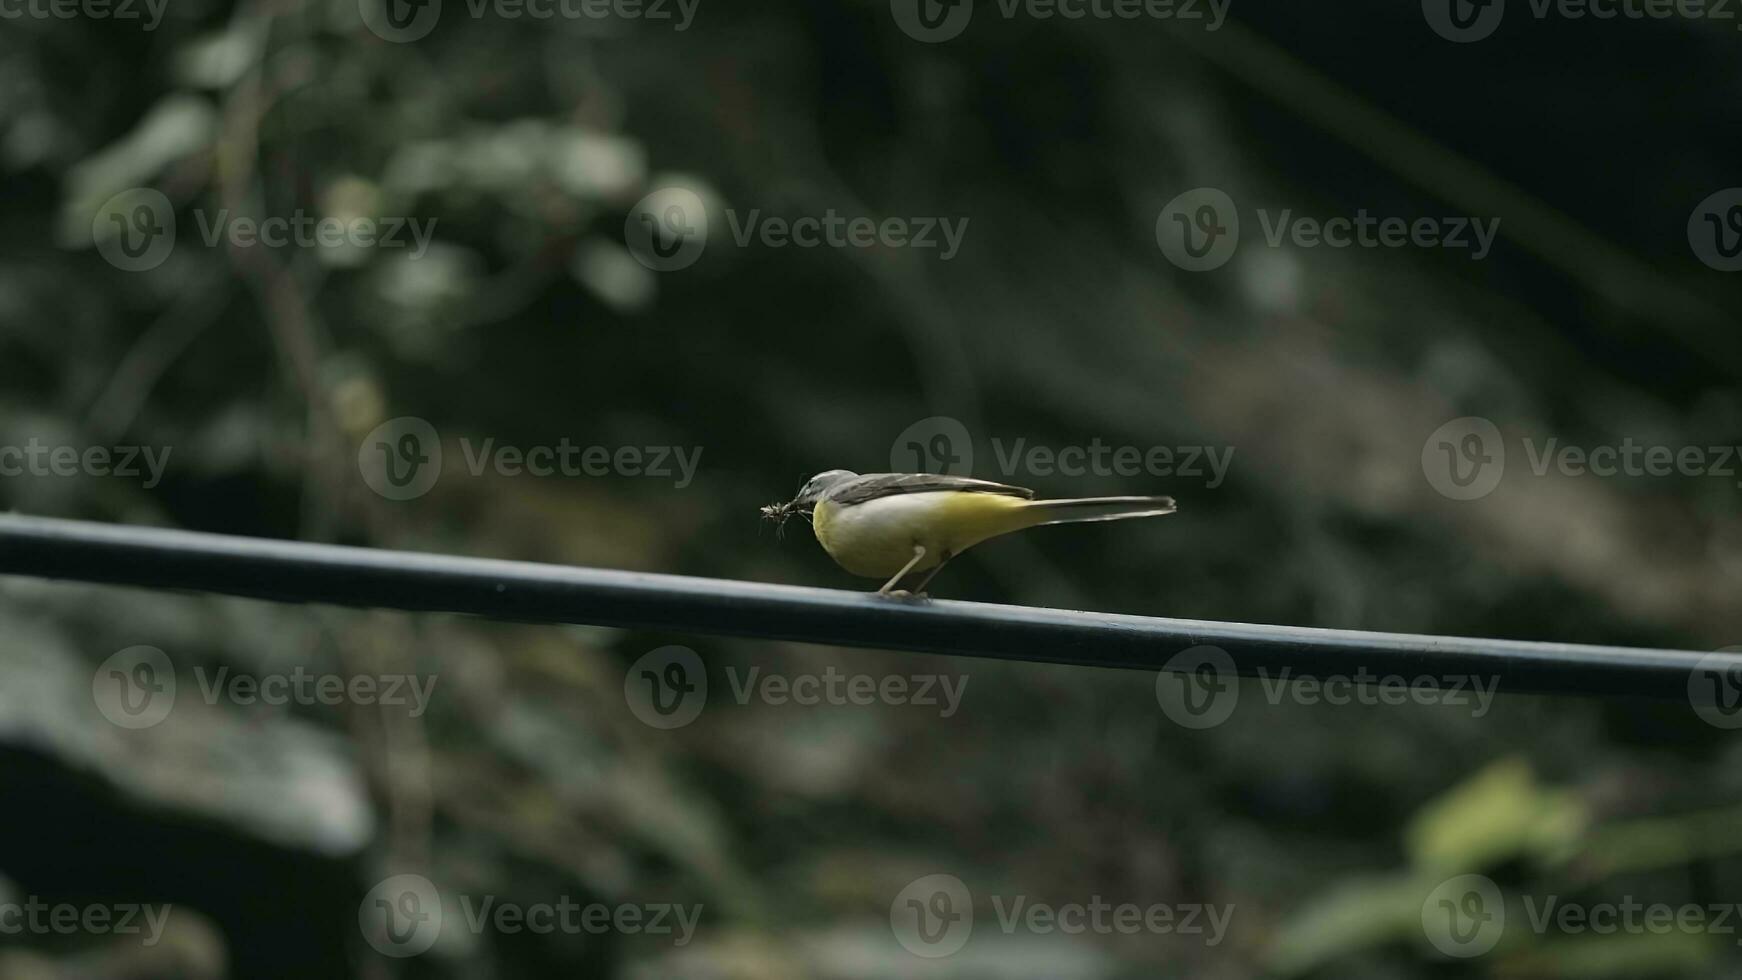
xmin=0 ymin=514 xmax=1727 ymax=702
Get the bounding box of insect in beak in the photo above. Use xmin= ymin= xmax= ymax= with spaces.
xmin=760 ymin=500 xmax=807 ymax=540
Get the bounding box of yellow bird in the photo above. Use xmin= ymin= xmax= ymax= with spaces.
xmin=762 ymin=471 xmax=1176 ymax=596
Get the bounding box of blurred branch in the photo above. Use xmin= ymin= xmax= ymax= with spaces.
xmin=84 ymin=268 xmax=233 ymax=443
xmin=214 ymin=3 xmax=343 ymax=540
xmin=1180 ymin=20 xmax=1739 ymax=360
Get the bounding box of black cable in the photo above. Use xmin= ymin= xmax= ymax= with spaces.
xmin=0 ymin=514 xmax=1727 ymax=701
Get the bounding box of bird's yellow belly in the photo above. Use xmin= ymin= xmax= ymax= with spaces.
xmin=812 ymin=492 xmax=1031 ymax=578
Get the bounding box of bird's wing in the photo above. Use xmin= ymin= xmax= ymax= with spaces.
xmin=826 ymin=473 xmax=1035 ymax=507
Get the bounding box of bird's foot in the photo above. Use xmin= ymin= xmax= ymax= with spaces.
xmin=877 ymin=589 xmax=930 ymax=601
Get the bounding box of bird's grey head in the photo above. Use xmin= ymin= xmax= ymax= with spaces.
xmin=793 ymin=469 xmax=859 ymax=506
xmin=759 ymin=470 xmax=860 ymax=532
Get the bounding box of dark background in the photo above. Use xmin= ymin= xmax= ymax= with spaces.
xmin=1 ymin=0 xmax=1740 ymax=975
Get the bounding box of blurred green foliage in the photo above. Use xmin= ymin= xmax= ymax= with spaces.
xmin=1 ymin=0 xmax=1740 ymax=977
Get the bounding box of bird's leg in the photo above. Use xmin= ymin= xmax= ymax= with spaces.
xmin=905 ymin=550 xmax=953 ymax=598
xmin=877 ymin=544 xmax=929 ymax=596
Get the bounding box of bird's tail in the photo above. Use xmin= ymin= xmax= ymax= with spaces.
xmin=1020 ymin=495 xmax=1177 ymax=527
